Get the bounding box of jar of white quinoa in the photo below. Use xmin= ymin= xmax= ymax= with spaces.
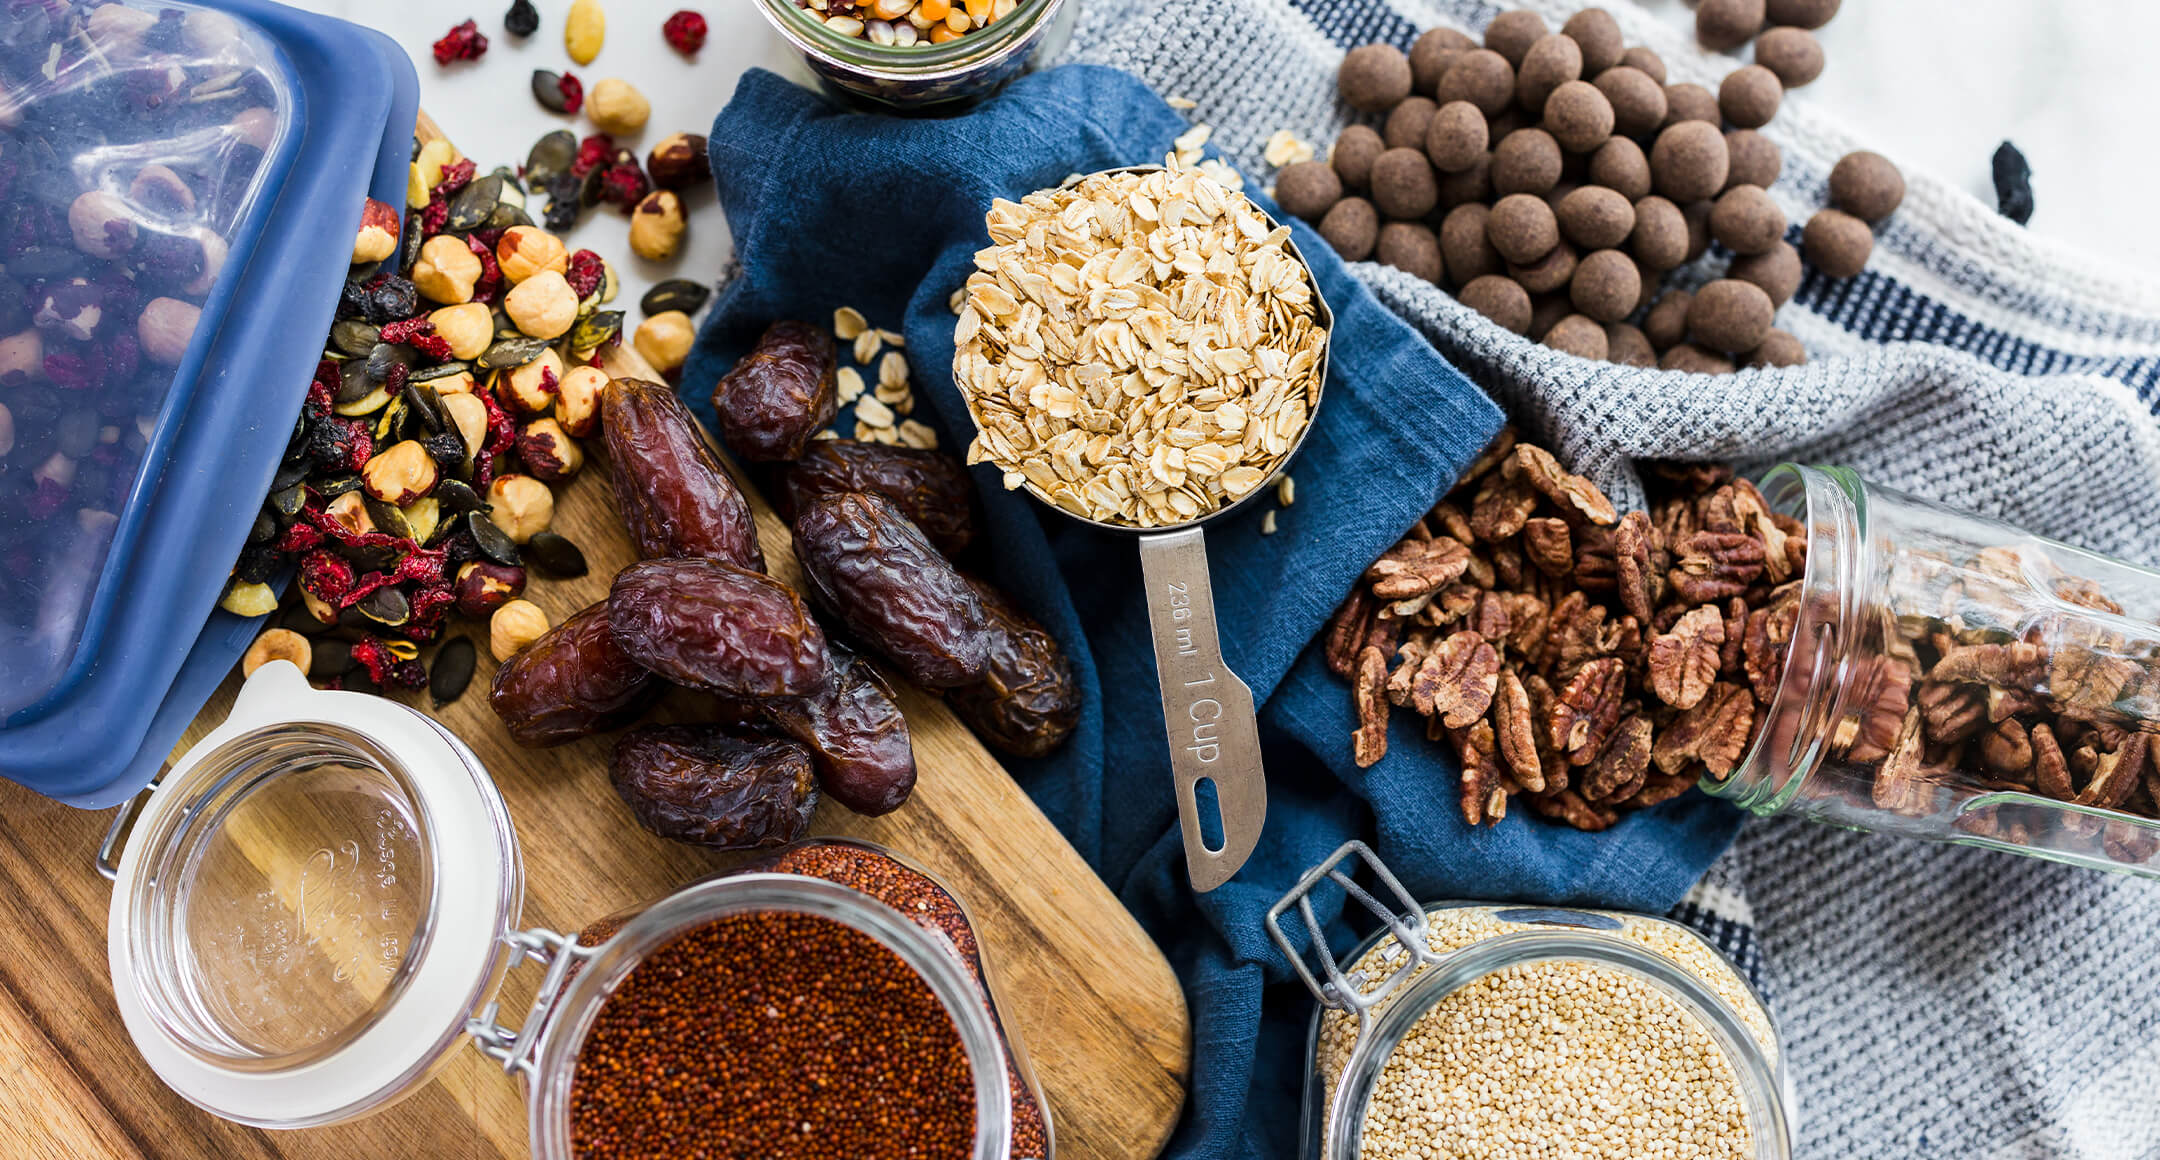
xmin=1268 ymin=842 xmax=1794 ymax=1160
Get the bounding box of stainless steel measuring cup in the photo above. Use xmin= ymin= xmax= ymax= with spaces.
xmin=958 ymin=166 xmax=1335 ymax=891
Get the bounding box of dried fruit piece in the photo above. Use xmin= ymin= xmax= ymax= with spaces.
xmin=715 ymin=320 xmax=840 ymax=462
xmin=607 ymin=558 xmax=829 ymax=697
xmin=505 ymin=0 xmax=539 ymax=37
xmin=782 ymin=439 xmax=978 ymax=558
xmin=1647 ymin=604 xmax=1724 ymax=710
xmin=944 ymin=579 xmax=1079 ymax=759
xmin=432 ymin=18 xmax=489 ymax=65
xmin=752 ymin=649 xmax=916 ymax=815
xmin=602 ymin=377 xmax=763 ymax=569
xmin=662 ymin=9 xmax=708 ymax=55
xmin=611 ymin=725 xmax=818 ymax=849
xmin=791 ymin=492 xmax=991 ymax=688
xmin=489 ymin=603 xmax=661 ymax=747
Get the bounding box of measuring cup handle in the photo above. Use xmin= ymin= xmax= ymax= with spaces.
xmin=1138 ymin=528 xmax=1267 ymax=892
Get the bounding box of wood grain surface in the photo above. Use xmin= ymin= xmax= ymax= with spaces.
xmin=0 ymin=196 xmax=1189 ymax=1156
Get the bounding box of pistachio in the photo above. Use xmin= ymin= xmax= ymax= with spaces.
xmin=646 ymin=132 xmax=710 ymax=191
xmin=491 ymin=599 xmax=551 ymax=661
xmin=362 ymin=439 xmax=440 ymax=505
xmin=517 ymin=417 xmax=584 ymax=482
xmin=633 ymin=310 xmax=694 ymax=372
xmin=0 ymin=329 xmax=41 ymax=382
xmin=68 ymin=190 xmax=137 ymax=259
xmin=325 ymin=490 xmax=376 ymax=536
xmin=137 ymin=297 xmax=201 ymax=364
xmin=220 ymin=580 xmax=278 ymax=618
xmin=441 ymin=390 xmax=489 ymax=455
xmin=455 ymin=560 xmax=528 ymax=618
xmin=501 ymin=346 xmax=566 ymax=415
xmin=554 ymin=365 xmax=607 ymax=436
xmin=242 ymin=627 xmax=312 ymax=678
xmin=587 ymin=78 xmax=649 ymax=135
xmin=504 ymin=269 xmax=578 ymax=339
xmin=429 ymin=302 xmax=494 ymax=360
xmin=351 ymin=197 xmax=400 ymax=265
xmin=414 ymin=234 xmax=482 ymax=303
xmin=487 ymin=473 xmax=554 ymax=542
xmin=627 ymin=190 xmax=686 ymax=261
xmin=496 ymin=225 xmax=568 ymax=284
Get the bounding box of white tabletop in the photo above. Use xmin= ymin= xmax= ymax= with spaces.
xmin=288 ymin=0 xmax=2156 ymax=318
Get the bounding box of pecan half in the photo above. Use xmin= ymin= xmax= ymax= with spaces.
xmin=1978 ymin=718 xmax=2034 ymax=781
xmin=1543 ymin=590 xmax=1609 ymax=683
xmin=2048 ymin=642 xmax=2136 ymax=719
xmin=1872 ymin=706 xmax=1936 ymax=816
xmin=1453 ymin=719 xmax=1507 ymax=826
xmin=1652 ymin=681 xmax=1756 ymax=778
xmin=1501 ymin=592 xmax=1550 ymax=658
xmin=1648 ymin=604 xmax=1724 ymax=710
xmin=1668 ymin=531 xmax=1767 ymax=603
xmin=1622 ymin=771 xmax=1698 ymax=809
xmin=1573 ymin=523 xmax=1616 ymax=592
xmin=1413 ymin=630 xmax=1501 ymax=728
xmin=1510 ymin=444 xmax=1618 ymax=526
xmin=1522 ymin=517 xmax=1573 ymax=577
xmin=1741 ymin=593 xmax=1797 ymax=704
xmin=1365 ymin=536 xmax=1473 ymax=600
xmin=1452 ymin=427 xmax=1517 ymax=497
xmin=1416 ymin=582 xmax=1481 ymax=628
xmin=1353 ymin=645 xmax=1390 ymax=768
xmin=1492 ymin=666 xmax=1545 ymax=793
xmin=1918 ymin=681 xmax=1989 ymax=745
xmin=2076 ymin=732 xmax=2147 ymax=809
xmin=1697 ymin=485 xmax=1742 ymax=534
xmin=1613 ymin=510 xmax=1654 ymax=622
xmin=1549 ymin=656 xmax=1627 ymax=766
xmin=1731 ymin=478 xmax=1793 ymax=584
xmin=2030 ymin=721 xmax=2070 ymax=799
xmin=1469 ymin=477 xmax=1537 ymax=542
xmin=1930 ymin=640 xmax=2044 ymax=687
xmin=1322 ymin=587 xmax=1377 ymax=678
xmin=1429 ymin=499 xmax=1476 ymax=545
xmin=1386 ymin=633 xmax=1434 ymax=708
xmin=1524 ymin=788 xmax=1617 ymax=831
xmin=1583 ymin=714 xmax=1653 ymax=802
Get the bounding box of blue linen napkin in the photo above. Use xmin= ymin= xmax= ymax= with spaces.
xmin=686 ymin=64 xmax=1745 ymax=1160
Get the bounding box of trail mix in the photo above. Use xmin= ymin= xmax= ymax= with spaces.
xmin=795 ymin=0 xmax=1024 ymax=47
xmin=1276 ymin=5 xmax=1902 ymax=370
xmin=1325 ymin=430 xmax=1805 ymax=829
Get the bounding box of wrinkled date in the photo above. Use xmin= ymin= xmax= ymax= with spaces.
xmin=607 ymin=558 xmax=828 ymax=696
xmin=610 ymin=725 xmax=818 ymax=850
xmin=945 ymin=579 xmax=1080 ymax=759
xmin=713 ymin=320 xmax=838 ymax=463
xmin=754 ymin=648 xmax=917 ymax=815
xmin=602 ymin=376 xmax=763 ymax=570
xmin=488 ymin=602 xmax=661 ymax=747
xmin=780 ymin=438 xmax=979 ymax=557
xmin=792 ymin=491 xmax=991 ymax=688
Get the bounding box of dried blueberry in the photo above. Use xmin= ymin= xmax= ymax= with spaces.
xmin=364 ymin=276 xmax=418 ymax=324
xmin=505 ymin=0 xmax=540 ymax=37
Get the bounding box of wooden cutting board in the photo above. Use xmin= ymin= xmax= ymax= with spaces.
xmin=0 ymin=253 xmax=1189 ymax=1158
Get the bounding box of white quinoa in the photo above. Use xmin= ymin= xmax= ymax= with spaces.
xmin=1316 ymin=907 xmax=1776 ymax=1160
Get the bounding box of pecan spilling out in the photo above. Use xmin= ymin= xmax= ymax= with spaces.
xmin=1329 ymin=430 xmax=1804 ymax=830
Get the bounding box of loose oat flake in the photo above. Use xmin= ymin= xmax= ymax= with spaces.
xmin=1263 ymin=129 xmax=1316 ymax=168
xmin=953 ymin=161 xmax=1327 ymax=528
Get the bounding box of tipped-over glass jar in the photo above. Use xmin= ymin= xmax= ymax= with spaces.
xmin=754 ymin=0 xmax=1076 ymax=109
xmin=1709 ymin=465 xmax=2160 ymax=874
xmin=1270 ymin=843 xmax=1792 ymax=1160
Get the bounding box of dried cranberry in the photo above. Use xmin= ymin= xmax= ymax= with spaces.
xmin=389 ymin=658 xmax=430 ymax=688
xmin=557 ymin=72 xmax=585 ymax=115
xmin=348 ymin=636 xmax=397 ymax=684
xmin=662 ymin=10 xmax=708 ymax=55
xmin=435 ymin=158 xmax=477 ymax=197
xmin=421 ymin=190 xmax=451 ymax=236
xmin=466 ymin=235 xmax=503 ymax=303
xmin=571 ymin=133 xmax=614 ymax=179
xmin=300 ymin=551 xmax=356 ymax=605
xmin=431 ymin=19 xmax=489 ymax=66
xmin=378 ymin=317 xmax=434 ymax=345
xmin=564 ymin=249 xmax=606 ymax=298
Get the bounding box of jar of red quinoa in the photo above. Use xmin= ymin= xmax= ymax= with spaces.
xmin=98 ymin=662 xmax=1024 ymax=1159
xmin=1269 ymin=842 xmax=1794 ymax=1160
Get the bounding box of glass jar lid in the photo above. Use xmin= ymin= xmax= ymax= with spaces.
xmin=105 ymin=660 xmax=523 ymax=1127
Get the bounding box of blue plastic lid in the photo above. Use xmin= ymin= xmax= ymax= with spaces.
xmin=0 ymin=0 xmax=419 ymax=806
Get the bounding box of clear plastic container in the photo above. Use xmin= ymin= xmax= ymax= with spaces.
xmin=1269 ymin=843 xmax=1792 ymax=1160
xmin=1709 ymin=465 xmax=2160 ymax=875
xmin=754 ymin=0 xmax=1076 ymax=110
xmin=103 ymin=662 xmax=1032 ymax=1157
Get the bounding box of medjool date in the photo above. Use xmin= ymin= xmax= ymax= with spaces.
xmin=712 ymin=320 xmax=837 ymax=463
xmin=791 ymin=491 xmax=990 ymax=689
xmin=945 ymin=579 xmax=1079 ymax=759
xmin=755 ymin=648 xmax=916 ymax=816
xmin=607 ymin=557 xmax=828 ymax=697
xmin=601 ymin=376 xmax=762 ymax=570
xmin=780 ymin=438 xmax=978 ymax=557
xmin=488 ymin=601 xmax=660 ymax=747
xmin=611 ymin=725 xmax=818 ymax=849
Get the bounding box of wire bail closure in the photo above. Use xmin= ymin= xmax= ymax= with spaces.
xmin=465 ymin=927 xmax=598 ymax=1079
xmin=1264 ymin=841 xmax=1439 ymax=1031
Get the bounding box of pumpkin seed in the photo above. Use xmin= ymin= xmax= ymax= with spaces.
xmin=435 ymin=477 xmax=487 ymax=515
xmin=466 ymin=510 xmax=522 ymax=566
xmin=281 ymin=602 xmax=332 ymax=637
xmin=357 ymin=586 xmax=411 ymax=627
xmin=641 ymin=279 xmax=710 ymax=317
xmin=526 ymin=129 xmax=577 ymax=187
xmin=335 ymin=385 xmax=392 ymax=417
xmin=314 ymin=473 xmax=363 ymax=498
xmin=373 ymin=396 xmax=406 ymax=441
xmin=479 ymin=334 xmax=553 ymax=369
xmin=365 ymin=496 xmax=411 ymax=539
xmin=409 ymin=360 xmax=473 ymax=382
xmin=270 ymin=484 xmax=307 ymax=517
xmin=366 ymin=341 xmax=417 ymax=383
xmin=524 ymin=531 xmax=588 ymax=578
xmin=342 ymin=667 xmax=381 ymax=696
xmin=430 ymin=636 xmax=478 ymax=707
xmin=345 ymin=541 xmax=401 ymax=573
xmin=402 ymin=382 xmax=446 ymax=436
xmin=446 ymin=175 xmax=503 ymax=232
xmin=337 ymin=358 xmax=372 ymax=401
xmin=569 ymin=309 xmax=622 ymax=350
xmin=270 ymin=462 xmax=310 ymax=492
xmin=332 ymin=319 xmax=381 ymax=356
xmin=532 ymin=69 xmax=573 ymax=114
xmin=310 ymin=638 xmax=355 ymax=678
xmin=248 ymin=510 xmax=277 ymax=544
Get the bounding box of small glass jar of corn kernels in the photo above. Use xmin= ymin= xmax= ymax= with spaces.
xmin=754 ymin=0 xmax=1077 ymax=109
xmin=1270 ymin=842 xmax=1794 ymax=1160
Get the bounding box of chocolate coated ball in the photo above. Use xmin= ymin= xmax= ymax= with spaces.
xmin=1274 ymin=161 xmax=1344 ymax=222
xmin=1385 ymin=97 xmax=1440 ymax=152
xmin=1544 ymin=80 xmax=1615 ymax=153
xmin=1319 ymin=197 xmax=1380 ymax=261
xmin=1340 ymin=44 xmax=1414 ymax=112
xmin=1688 ymin=278 xmax=1775 ymax=353
xmin=1509 ymin=238 xmax=1578 ymax=293
xmin=1437 ymin=48 xmax=1516 ymax=117
xmin=1745 ymin=328 xmax=1807 ymax=367
xmin=1605 ymin=321 xmax=1657 ymax=366
xmin=1528 ymin=291 xmax=1572 ymax=341
xmin=1556 ymin=185 xmax=1636 ymax=250
xmin=1372 ymin=148 xmax=1440 ymax=219
xmin=1620 ymin=45 xmax=1667 ymax=84
xmin=1588 ymin=137 xmax=1652 ymax=200
xmin=1683 ymin=198 xmax=1715 ymax=261
xmin=1377 ymin=222 xmax=1444 ymax=283
xmin=1561 ymin=8 xmax=1624 ymax=75
xmin=1803 ymin=207 xmax=1872 ymax=277
xmin=1484 ymin=9 xmax=1547 ymax=67
xmin=1696 ymin=0 xmax=1765 ymax=52
xmin=1630 ymin=195 xmax=1688 ymax=270
xmin=1542 ymin=313 xmax=1609 ymax=359
xmin=1436 ymin=153 xmax=1495 ymax=209
xmin=1488 ymin=192 xmax=1560 ymax=264
xmin=1728 ymin=239 xmax=1802 ymax=305
xmin=1427 ymin=101 xmax=1490 ymax=172
xmin=1570 ymin=248 xmax=1641 ymax=322
xmin=1710 ymin=184 xmax=1786 ymax=255
xmin=1663 ymin=83 xmax=1720 ymax=127
xmin=1460 ymin=274 xmax=1532 ymax=333
xmin=1661 ymin=343 xmax=1737 ymax=374
xmin=1411 ymin=26 xmax=1476 ymax=96
xmin=1766 ymin=0 xmax=1840 ymax=30
xmin=1651 ymin=121 xmax=1729 ymax=204
xmin=1719 ymin=65 xmax=1782 ymax=129
xmin=1723 ymin=129 xmax=1783 ymax=190
xmin=1332 ymin=125 xmax=1386 ymax=191
xmin=1594 ymin=66 xmax=1668 ymax=139
xmin=1829 ymin=150 xmax=1905 ymax=222
xmin=1516 ymin=34 xmax=1583 ymax=114
xmin=1493 ymin=128 xmax=1563 ymax=196
xmin=1441 ymin=203 xmax=1503 ymax=284
xmin=1642 ymin=289 xmax=1693 ymax=350
xmin=1755 ymin=27 xmax=1823 ymax=87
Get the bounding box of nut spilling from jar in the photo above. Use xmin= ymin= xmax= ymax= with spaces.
xmin=953 ymin=161 xmax=1328 ymax=529
xmin=797 ymin=0 xmax=1023 ymax=47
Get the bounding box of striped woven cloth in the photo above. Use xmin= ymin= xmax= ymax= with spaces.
xmin=1059 ymin=1 xmax=2160 ymax=1155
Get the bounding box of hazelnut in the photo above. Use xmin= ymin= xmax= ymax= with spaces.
xmin=504 ymin=270 xmax=579 ymax=340
xmin=1383 ymin=96 xmax=1439 ymax=152
xmin=429 ymin=369 xmax=477 ymax=396
xmin=1828 ymin=151 xmax=1905 ymax=223
xmin=242 ymin=627 xmax=311 ymax=678
xmin=414 ymin=234 xmax=482 ymax=303
xmin=502 ymin=347 xmax=567 ymax=415
xmin=1376 ymin=222 xmax=1443 ymax=283
xmin=440 ymin=390 xmax=489 ymax=455
xmin=516 ymin=417 xmax=584 ymax=482
xmin=1318 ymin=197 xmax=1379 ymax=261
xmin=184 ymin=228 xmax=229 ymax=297
xmin=301 ymin=588 xmax=337 ymax=626
xmin=490 ymin=599 xmax=551 ymax=662
xmin=362 ymin=440 xmax=440 ymax=505
xmin=1541 ymin=313 xmax=1608 ymax=359
xmin=633 ymin=311 xmax=696 ymax=373
xmin=351 ymin=197 xmax=399 ymax=265
xmin=1484 ymin=9 xmax=1547 ymax=67
xmin=1460 ymin=274 xmax=1532 ymax=334
xmin=137 ymin=297 xmax=200 ymax=364
xmin=0 ymin=329 xmax=41 ymax=382
xmin=1695 ymin=0 xmax=1765 ymax=53
xmin=1436 ymin=48 xmax=1514 ymax=117
xmin=220 ymin=581 xmax=278 ymax=619
xmin=587 ymin=78 xmax=651 ymax=136
xmin=429 ymin=303 xmax=494 ymax=360
xmin=628 ymin=191 xmax=688 ymax=262
xmin=1330 ymin=124 xmax=1385 ymax=190
xmin=1718 ymin=65 xmax=1782 ymax=130
xmin=36 ymin=280 xmax=101 ymax=342
xmin=648 ymin=132 xmax=712 ymax=191
xmin=232 ymin=106 xmax=279 ymax=150
xmin=455 ymin=560 xmax=527 ymax=619
xmin=487 ymin=474 xmax=555 ymax=543
xmin=69 ymin=190 xmax=137 ymax=259
xmin=1274 ymin=161 xmax=1343 ymax=222
xmin=1560 ymin=8 xmax=1623 ymax=75
xmin=88 ymin=4 xmax=157 ymax=54
xmin=1425 ymin=101 xmax=1488 ymax=173
xmin=1338 ymin=43 xmax=1413 ymax=112
xmin=554 ymin=365 xmax=608 ymax=436
xmin=325 ymin=490 xmax=375 ymax=536
xmin=495 ymin=225 xmax=567 ymax=286
xmin=129 ymin=164 xmax=195 ymax=215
